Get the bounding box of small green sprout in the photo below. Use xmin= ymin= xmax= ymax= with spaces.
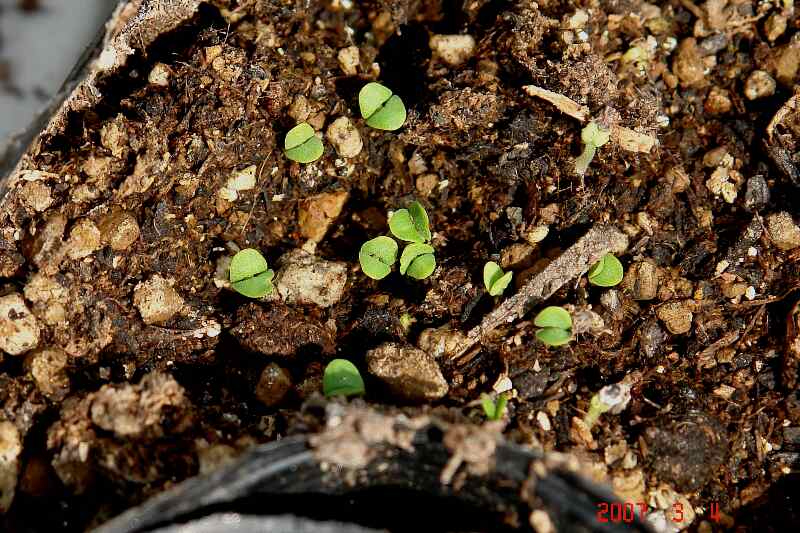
xmin=533 ymin=306 xmax=573 ymax=347
xmin=229 ymin=248 xmax=274 ymax=298
xmin=575 ymin=121 xmax=610 ymax=177
xmin=323 ymin=359 xmax=365 ymax=398
xmin=389 ymin=201 xmax=431 ymax=243
xmin=481 ymin=393 xmax=508 ymax=421
xmin=359 ymin=236 xmax=398 ymax=280
xmin=284 ymin=122 xmax=324 ymax=163
xmin=359 ymin=82 xmax=407 ymax=131
xmin=483 ymin=261 xmax=513 ymax=296
xmin=399 ymin=312 xmax=416 ymax=332
xmin=400 ymin=242 xmax=436 ymax=280
xmin=583 ymin=383 xmax=631 ymax=429
xmin=587 ymin=253 xmax=624 ymax=287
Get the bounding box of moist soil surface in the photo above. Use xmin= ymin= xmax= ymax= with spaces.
xmin=1 ymin=1 xmax=800 ymax=531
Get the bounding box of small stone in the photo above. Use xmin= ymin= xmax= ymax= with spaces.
xmin=65 ymin=219 xmax=102 ymax=260
xmin=704 ymin=86 xmax=731 ymax=114
xmin=366 ymin=342 xmax=448 ymax=402
xmin=255 ymin=363 xmax=292 ymax=407
xmin=99 ymin=211 xmax=140 ymax=251
xmin=100 ymin=119 xmax=128 ymax=158
xmin=326 ymin=116 xmax=362 ymax=158
xmin=288 ymin=95 xmax=310 ymax=122
xmin=0 ymin=293 xmax=40 ymax=356
xmin=500 ymin=242 xmax=535 ymax=270
xmin=417 ymin=326 xmax=468 ymax=358
xmin=220 ymin=165 xmax=257 ymax=202
xmin=605 ymin=440 xmax=628 ymax=465
xmin=612 ymin=469 xmax=646 ymax=504
xmin=623 ymin=261 xmax=660 ymax=300
xmin=767 ymin=211 xmax=800 ymax=251
xmin=90 ymin=372 xmax=191 ymax=439
xmin=20 ymin=181 xmax=53 ymax=212
xmin=133 ymin=275 xmax=185 ymax=325
xmin=415 ymin=173 xmax=439 ymax=197
xmin=656 ymin=301 xmax=693 ymax=334
xmin=706 ymin=167 xmax=739 ymax=203
xmin=148 ymin=63 xmax=171 ymax=86
xmin=0 ymin=421 xmax=22 ymax=513
xmin=744 ymin=175 xmax=770 ymax=212
xmin=430 ymin=34 xmax=476 ymax=67
xmin=337 ymin=46 xmax=360 ymax=75
xmin=744 ymin=70 xmax=776 ymax=100
xmin=524 ymin=225 xmax=549 ymax=244
xmin=274 ymin=250 xmax=348 ymax=308
xmin=529 ymin=510 xmax=555 ymax=533
xmin=673 ymin=38 xmax=705 ymax=87
xmin=569 ymin=416 xmax=596 ymax=449
xmin=299 ymin=190 xmax=348 ymax=243
xmin=27 ymin=348 xmax=70 ymax=401
xmin=764 ymin=12 xmax=788 ymax=42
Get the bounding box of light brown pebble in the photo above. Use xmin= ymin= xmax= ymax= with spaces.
xmin=673 ymin=38 xmax=705 ymax=87
xmin=133 ymin=275 xmax=185 ymax=325
xmin=500 ymin=242 xmax=535 ymax=270
xmin=0 ymin=420 xmax=22 ymax=513
xmin=27 ymin=347 xmax=70 ymax=401
xmin=337 ymin=46 xmax=360 ymax=75
xmin=704 ymin=86 xmax=731 ymax=114
xmin=764 ymin=12 xmax=788 ymax=42
xmin=622 ymin=261 xmax=660 ymax=300
xmin=430 ymin=34 xmax=476 ymax=67
xmin=326 ymin=116 xmax=362 ymax=158
xmin=288 ymin=95 xmax=310 ymax=122
xmin=148 ymin=63 xmax=171 ymax=86
xmin=99 ymin=211 xmax=140 ymax=251
xmin=274 ymin=250 xmax=348 ymax=308
xmin=767 ymin=211 xmax=800 ymax=251
xmin=366 ymin=342 xmax=448 ymax=402
xmin=255 ymin=363 xmax=292 ymax=407
xmin=65 ymin=219 xmax=102 ymax=260
xmin=656 ymin=300 xmax=693 ymax=334
xmin=744 ymin=70 xmax=776 ymax=100
xmin=298 ymin=190 xmax=349 ymax=243
xmin=20 ymin=181 xmax=53 ymax=212
xmin=0 ymin=293 xmax=40 ymax=356
xmin=415 ymin=173 xmax=439 ymax=197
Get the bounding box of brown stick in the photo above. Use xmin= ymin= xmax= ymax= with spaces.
xmin=453 ymin=224 xmax=629 ymax=357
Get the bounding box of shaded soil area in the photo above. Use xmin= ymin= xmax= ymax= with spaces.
xmin=1 ymin=0 xmax=800 ymax=531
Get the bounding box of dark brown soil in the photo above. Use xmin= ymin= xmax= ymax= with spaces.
xmin=1 ymin=1 xmax=800 ymax=531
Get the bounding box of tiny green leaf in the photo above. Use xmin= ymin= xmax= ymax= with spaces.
xmin=359 ymin=236 xmax=398 ymax=280
xmin=483 ymin=261 xmax=513 ymax=296
xmin=587 ymin=253 xmax=624 ymax=287
xmin=581 ymin=121 xmax=611 ymax=147
xmin=389 ymin=201 xmax=431 ymax=243
xmin=535 ymin=327 xmax=572 ymax=347
xmin=284 ymin=122 xmax=324 ymax=163
xmin=359 ymin=82 xmax=393 ymax=119
xmin=399 ymin=242 xmax=434 ymax=274
xmin=229 ymin=248 xmax=274 ymax=298
xmin=359 ymin=82 xmax=407 ymax=131
xmin=405 ymin=252 xmax=436 ymax=279
xmin=481 ymin=393 xmax=508 ymax=421
xmin=323 ymin=359 xmax=365 ymax=397
xmin=533 ymin=306 xmax=573 ymax=330
xmin=366 ymin=95 xmax=407 ymax=131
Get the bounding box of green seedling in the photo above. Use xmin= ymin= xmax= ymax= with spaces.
xmin=229 ymin=248 xmax=274 ymax=298
xmin=587 ymin=253 xmax=624 ymax=287
xmin=481 ymin=393 xmax=508 ymax=421
xmin=359 ymin=82 xmax=407 ymax=131
xmin=399 ymin=312 xmax=416 ymax=332
xmin=323 ymin=359 xmax=365 ymax=398
xmin=575 ymin=121 xmax=610 ymax=177
xmin=400 ymin=242 xmax=436 ymax=279
xmin=483 ymin=261 xmax=513 ymax=296
xmin=359 ymin=236 xmax=398 ymax=280
xmin=284 ymin=122 xmax=324 ymax=163
xmin=389 ymin=201 xmax=431 ymax=243
xmin=533 ymin=306 xmax=573 ymax=347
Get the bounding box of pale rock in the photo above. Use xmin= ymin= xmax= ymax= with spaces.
xmin=274 ymin=250 xmax=347 ymax=308
xmin=27 ymin=348 xmax=70 ymax=401
xmin=430 ymin=34 xmax=476 ymax=67
xmin=65 ymin=219 xmax=102 ymax=260
xmin=337 ymin=46 xmax=360 ymax=75
xmin=148 ymin=63 xmax=171 ymax=86
xmin=133 ymin=275 xmax=185 ymax=325
xmin=0 ymin=294 xmax=40 ymax=356
xmin=744 ymin=70 xmax=776 ymax=100
xmin=767 ymin=211 xmax=800 ymax=251
xmin=0 ymin=421 xmax=22 ymax=513
xmin=326 ymin=116 xmax=362 ymax=158
xmin=99 ymin=211 xmax=140 ymax=251
xmin=366 ymin=343 xmax=448 ymax=401
xmin=656 ymin=301 xmax=693 ymax=334
xmin=20 ymin=181 xmax=53 ymax=213
xmin=299 ymin=191 xmax=349 ymax=243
